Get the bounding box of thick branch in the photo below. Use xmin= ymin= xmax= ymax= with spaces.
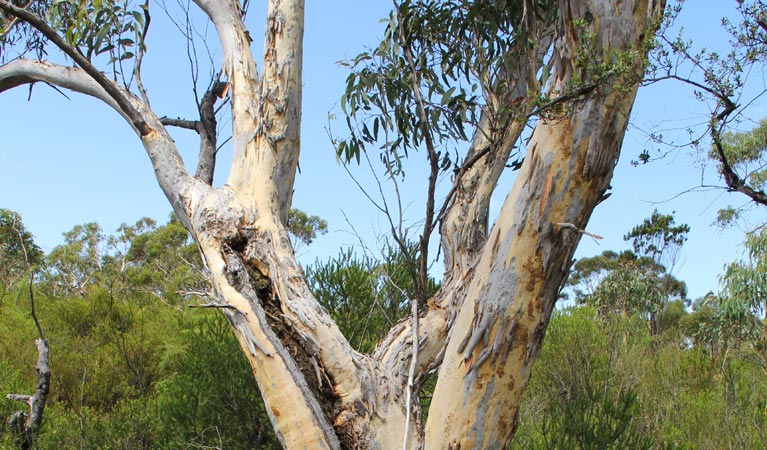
xmin=159 ymin=81 xmax=224 ymax=185
xmin=0 ymin=0 xmax=151 ymax=135
xmin=0 ymin=59 xmax=197 ymax=223
xmin=439 ymin=20 xmax=554 ymax=277
xmin=255 ymin=0 xmax=305 ymax=221
xmin=712 ymin=123 xmax=767 ymax=205
xmin=0 ymin=59 xmax=123 ymax=113
xmin=191 ymin=0 xmax=261 ymax=179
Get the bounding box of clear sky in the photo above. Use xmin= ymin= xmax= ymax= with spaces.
xmin=1 ymin=1 xmax=763 ymax=301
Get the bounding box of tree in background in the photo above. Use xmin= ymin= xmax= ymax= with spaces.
xmin=306 ymin=244 xmax=438 ymax=353
xmin=566 ymin=211 xmax=688 ymax=334
xmin=0 ymin=209 xmax=49 ymax=450
xmin=0 ymin=209 xmax=42 ymax=300
xmin=0 ymin=0 xmax=665 ymax=446
xmin=708 ymin=229 xmax=767 ymax=373
xmin=286 ymin=209 xmax=327 ymax=254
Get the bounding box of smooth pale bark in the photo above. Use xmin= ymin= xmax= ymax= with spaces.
xmin=0 ymin=0 xmax=665 ymax=448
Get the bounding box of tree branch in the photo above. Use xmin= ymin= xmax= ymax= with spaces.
xmin=711 ymin=119 xmax=767 ymax=206
xmin=255 ymin=0 xmax=305 ymax=220
xmin=0 ymin=59 xmax=197 ymax=224
xmin=0 ymin=59 xmax=125 ymax=117
xmin=0 ymin=0 xmax=152 ymax=135
xmin=192 ymin=0 xmax=260 ymax=150
xmin=439 ymin=23 xmax=555 ymax=276
xmin=160 ymin=117 xmax=199 ymax=130
xmin=195 ymin=80 xmax=227 ymax=185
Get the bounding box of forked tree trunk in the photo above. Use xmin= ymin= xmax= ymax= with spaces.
xmin=0 ymin=0 xmax=665 ymax=448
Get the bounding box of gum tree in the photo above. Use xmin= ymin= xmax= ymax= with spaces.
xmin=0 ymin=0 xmax=665 ymax=448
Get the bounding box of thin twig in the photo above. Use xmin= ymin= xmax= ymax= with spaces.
xmin=133 ymin=1 xmax=152 ymax=106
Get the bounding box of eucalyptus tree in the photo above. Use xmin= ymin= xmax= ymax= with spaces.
xmin=0 ymin=0 xmax=666 ymax=448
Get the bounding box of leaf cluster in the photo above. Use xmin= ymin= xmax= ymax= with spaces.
xmin=1 ymin=0 xmax=146 ymax=72
xmin=337 ymin=0 xmax=547 ymax=175
xmin=286 ymin=208 xmax=328 ymax=249
xmin=0 ymin=208 xmax=43 ymax=298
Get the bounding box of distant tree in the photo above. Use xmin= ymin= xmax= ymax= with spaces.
xmin=713 ymin=229 xmax=767 ymax=369
xmin=565 ymin=250 xmax=634 ymax=301
xmin=0 ymin=209 xmax=43 ymax=299
xmin=566 ymin=211 xmax=688 ymax=334
xmin=588 ymin=256 xmax=686 ymax=334
xmin=124 ymin=216 xmax=208 ymax=305
xmin=624 ymin=209 xmax=689 ymax=269
xmin=286 ymin=209 xmax=327 ymax=253
xmin=43 ymin=223 xmax=105 ymax=297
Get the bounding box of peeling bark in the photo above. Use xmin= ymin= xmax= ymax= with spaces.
xmin=424 ymin=1 xmax=664 ymax=448
xmin=440 ymin=25 xmax=554 ymax=276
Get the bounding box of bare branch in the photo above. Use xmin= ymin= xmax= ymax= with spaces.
xmin=6 ymin=394 xmax=31 ymax=404
xmin=253 ymin=0 xmax=305 ymax=219
xmin=711 ymin=119 xmax=767 ymax=206
xmin=160 ymin=117 xmax=199 ymax=130
xmin=555 ymin=222 xmax=604 ymax=241
xmin=0 ymin=58 xmax=198 ymax=225
xmin=0 ymin=59 xmax=125 ymax=109
xmin=195 ymin=80 xmax=227 ymax=184
xmin=192 ymin=0 xmax=259 ymax=140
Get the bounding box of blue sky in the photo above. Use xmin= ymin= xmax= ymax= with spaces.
xmin=1 ymin=1 xmax=763 ymax=301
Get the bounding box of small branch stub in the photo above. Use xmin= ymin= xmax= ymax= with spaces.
xmin=555 ymin=222 xmax=603 ymax=240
